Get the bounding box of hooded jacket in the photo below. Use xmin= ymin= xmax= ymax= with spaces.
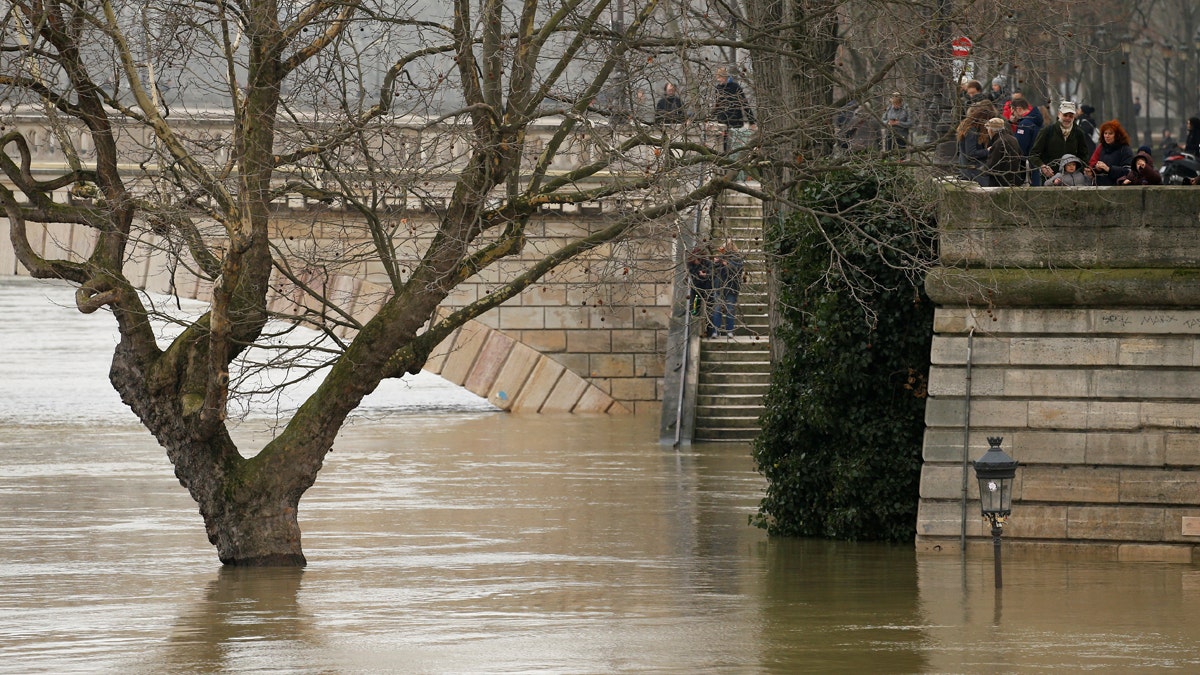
xmin=1120 ymin=150 xmax=1163 ymax=185
xmin=1049 ymin=154 xmax=1095 ymax=186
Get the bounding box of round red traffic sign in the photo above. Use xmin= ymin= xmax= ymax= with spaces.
xmin=952 ymin=36 xmax=974 ymax=58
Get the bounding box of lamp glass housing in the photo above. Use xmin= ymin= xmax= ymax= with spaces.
xmin=977 ymin=472 xmax=1015 ymax=517
xmin=973 ymin=437 xmax=1019 ymax=518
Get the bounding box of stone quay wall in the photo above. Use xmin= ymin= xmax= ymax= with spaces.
xmin=918 ymin=186 xmax=1200 ymax=562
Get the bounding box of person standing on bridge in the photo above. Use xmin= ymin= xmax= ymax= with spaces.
xmin=984 ymin=117 xmax=1024 ymax=187
xmin=710 ymin=240 xmax=744 ymax=338
xmin=881 ymin=92 xmax=912 ymax=153
xmin=1088 ymin=120 xmax=1134 ymax=186
xmin=1117 ymin=150 xmax=1163 ymax=185
xmin=655 ymin=82 xmax=686 ymax=125
xmin=711 ymin=67 xmax=755 ymax=153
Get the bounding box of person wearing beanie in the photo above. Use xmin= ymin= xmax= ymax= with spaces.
xmin=985 ymin=117 xmax=1024 ymax=186
xmin=988 ymin=76 xmax=1009 ymax=105
xmin=1029 ymin=101 xmax=1091 ymax=185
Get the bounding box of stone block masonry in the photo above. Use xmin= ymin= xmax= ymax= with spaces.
xmin=919 ymin=186 xmax=1200 ymax=562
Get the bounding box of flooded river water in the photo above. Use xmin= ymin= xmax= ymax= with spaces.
xmin=4 ymin=277 xmax=1200 ymax=673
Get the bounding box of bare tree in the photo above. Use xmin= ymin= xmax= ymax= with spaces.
xmin=0 ymin=0 xmax=753 ymax=565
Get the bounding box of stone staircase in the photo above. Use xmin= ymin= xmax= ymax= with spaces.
xmin=693 ymin=192 xmax=772 ymax=443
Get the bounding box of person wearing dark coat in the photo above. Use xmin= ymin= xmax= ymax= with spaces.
xmin=957 ymin=101 xmax=996 ymax=185
xmin=654 ymin=82 xmax=686 ymax=125
xmin=1010 ymin=98 xmax=1043 ymax=186
xmin=1185 ymin=117 xmax=1200 ymax=156
xmin=1030 ymin=101 xmax=1091 ymax=184
xmin=711 ymin=68 xmax=755 ymax=129
xmin=709 ymin=240 xmax=744 ymax=338
xmin=1087 ymin=119 xmax=1134 ymax=186
xmin=686 ymin=244 xmax=716 ymax=337
xmin=985 ymin=118 xmax=1025 ymax=187
xmin=1118 ymin=150 xmax=1163 ymax=185
xmin=711 ymin=67 xmax=755 ymax=154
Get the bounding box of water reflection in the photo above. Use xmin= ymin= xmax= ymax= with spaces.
xmin=917 ymin=556 xmax=1200 ymax=672
xmin=754 ymin=540 xmax=928 ymax=673
xmin=164 ymin=568 xmax=311 ymax=674
xmin=7 ymin=415 xmax=1200 ymax=672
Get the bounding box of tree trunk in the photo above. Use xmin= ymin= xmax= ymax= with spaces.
xmin=743 ymin=0 xmax=840 ymax=362
xmin=205 ymin=494 xmax=306 ymax=567
xmin=111 ymin=338 xmax=316 ymax=566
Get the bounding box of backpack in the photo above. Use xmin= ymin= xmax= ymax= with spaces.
xmin=1077 ymin=117 xmax=1097 ymax=156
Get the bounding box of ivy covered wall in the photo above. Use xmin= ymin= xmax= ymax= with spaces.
xmin=751 ymin=169 xmax=936 ymax=542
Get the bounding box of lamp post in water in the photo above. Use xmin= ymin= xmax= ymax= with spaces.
xmin=973 ymin=437 xmax=1019 ymax=589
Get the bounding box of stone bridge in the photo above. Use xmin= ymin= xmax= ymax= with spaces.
xmin=0 ymin=112 xmax=706 ymax=416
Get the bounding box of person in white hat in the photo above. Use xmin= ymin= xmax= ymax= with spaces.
xmin=1028 ymin=101 xmax=1091 ymax=185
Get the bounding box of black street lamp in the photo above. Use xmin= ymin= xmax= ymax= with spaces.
xmin=1138 ymin=37 xmax=1152 ymax=147
xmin=1121 ymin=35 xmax=1138 ymax=143
xmin=1003 ymin=14 xmax=1019 ymax=88
xmin=973 ymin=437 xmax=1019 ymax=589
xmin=1179 ymin=48 xmax=1190 ymax=136
xmin=1194 ymin=29 xmax=1200 ymax=128
xmin=1164 ymin=44 xmax=1174 ymax=140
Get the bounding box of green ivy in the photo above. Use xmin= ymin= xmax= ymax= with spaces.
xmin=751 ymin=168 xmax=936 ymax=542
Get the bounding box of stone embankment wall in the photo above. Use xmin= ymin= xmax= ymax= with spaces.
xmin=918 ymin=187 xmax=1200 ymax=562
